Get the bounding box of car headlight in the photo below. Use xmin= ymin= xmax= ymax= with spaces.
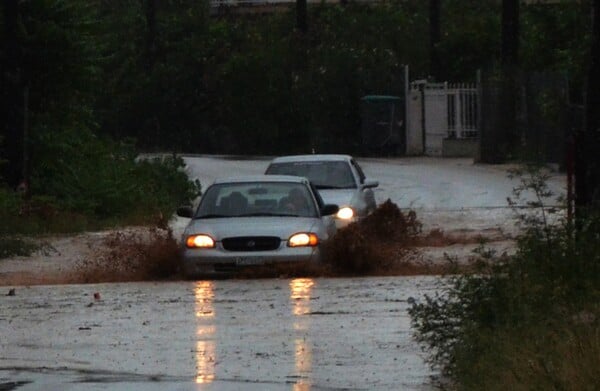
xmin=185 ymin=234 xmax=215 ymax=249
xmin=288 ymin=233 xmax=319 ymax=247
xmin=336 ymin=206 xmax=354 ymax=220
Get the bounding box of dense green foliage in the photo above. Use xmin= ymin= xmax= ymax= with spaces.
xmin=2 ymin=1 xmax=591 ymax=156
xmin=409 ymin=167 xmax=600 ymax=389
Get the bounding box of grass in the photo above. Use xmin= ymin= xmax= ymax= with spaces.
xmin=455 ymin=318 xmax=600 ymax=391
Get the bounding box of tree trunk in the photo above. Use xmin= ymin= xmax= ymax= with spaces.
xmin=500 ymin=0 xmax=519 ymax=157
xmin=1 ymin=0 xmax=24 ymax=189
xmin=577 ymin=0 xmax=600 ymax=211
xmin=144 ymin=0 xmax=158 ymax=71
xmin=296 ymin=0 xmax=307 ymax=34
xmin=429 ymin=0 xmax=441 ymax=81
xmin=501 ymin=0 xmax=519 ymax=68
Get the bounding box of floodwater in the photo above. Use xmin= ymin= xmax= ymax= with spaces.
xmin=0 ymin=276 xmax=442 ymax=390
xmin=1 ymin=156 xmax=567 ymax=390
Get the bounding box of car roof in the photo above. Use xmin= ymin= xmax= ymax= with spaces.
xmin=269 ymin=154 xmax=352 ymax=163
xmin=212 ymin=175 xmax=310 ymax=185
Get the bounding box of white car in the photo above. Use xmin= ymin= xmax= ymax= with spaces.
xmin=265 ymin=155 xmax=378 ymax=227
xmin=176 ymin=175 xmax=338 ymax=278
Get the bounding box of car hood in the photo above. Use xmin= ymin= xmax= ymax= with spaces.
xmin=184 ymin=217 xmax=318 ymax=240
xmin=317 ymin=189 xmax=357 ymax=207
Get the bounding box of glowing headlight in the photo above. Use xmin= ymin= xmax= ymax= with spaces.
xmin=186 ymin=234 xmax=215 ymax=248
xmin=336 ymin=207 xmax=354 ymax=220
xmin=288 ymin=233 xmax=319 ymax=247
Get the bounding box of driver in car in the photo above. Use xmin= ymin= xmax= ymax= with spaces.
xmin=281 ymin=188 xmax=310 ymax=215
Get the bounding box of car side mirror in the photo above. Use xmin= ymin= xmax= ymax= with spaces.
xmin=320 ymin=204 xmax=339 ymax=216
xmin=363 ymin=180 xmax=379 ymax=189
xmin=176 ymin=205 xmax=194 ymax=218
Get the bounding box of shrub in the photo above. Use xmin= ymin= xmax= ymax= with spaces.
xmin=408 ymin=165 xmax=600 ymax=389
xmin=1 ymin=128 xmax=200 ymax=236
xmin=31 ymin=128 xmax=199 ymax=220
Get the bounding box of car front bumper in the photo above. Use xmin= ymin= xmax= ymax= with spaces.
xmin=180 ymin=245 xmax=321 ymax=278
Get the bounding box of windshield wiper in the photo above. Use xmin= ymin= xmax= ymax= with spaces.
xmin=196 ymin=214 xmax=228 ymax=219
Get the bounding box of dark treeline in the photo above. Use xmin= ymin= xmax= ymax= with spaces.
xmin=0 ymin=1 xmax=591 ymax=176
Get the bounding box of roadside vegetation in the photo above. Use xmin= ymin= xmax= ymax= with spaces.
xmin=0 ymin=134 xmax=200 ymax=258
xmin=409 ymin=166 xmax=600 ymax=390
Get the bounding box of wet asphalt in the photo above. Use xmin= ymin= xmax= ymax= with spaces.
xmin=0 ymin=276 xmax=443 ymax=390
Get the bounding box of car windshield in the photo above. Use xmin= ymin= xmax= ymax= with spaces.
xmin=196 ymin=182 xmax=318 ymax=218
xmin=265 ymin=161 xmax=357 ymax=189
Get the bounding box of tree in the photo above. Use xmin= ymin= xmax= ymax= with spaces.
xmin=0 ymin=0 xmax=24 ymax=189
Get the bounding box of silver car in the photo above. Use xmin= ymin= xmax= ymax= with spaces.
xmin=176 ymin=175 xmax=338 ymax=278
xmin=265 ymin=155 xmax=378 ymax=228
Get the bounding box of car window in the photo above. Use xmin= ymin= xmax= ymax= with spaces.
xmin=309 ymin=182 xmax=325 ymax=210
xmin=196 ymin=182 xmax=318 ymax=218
xmin=351 ymin=159 xmax=366 ymax=184
xmin=266 ymin=161 xmax=357 ymax=189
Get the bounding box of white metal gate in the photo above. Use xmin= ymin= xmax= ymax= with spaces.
xmin=407 ymin=81 xmax=479 ymax=156
xmin=447 ymin=83 xmax=479 ymax=139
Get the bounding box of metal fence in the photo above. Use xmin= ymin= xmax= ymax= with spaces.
xmin=447 ymin=83 xmax=478 ymax=139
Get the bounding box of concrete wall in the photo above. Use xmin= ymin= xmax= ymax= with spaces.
xmin=406 ymin=90 xmax=424 ymax=155
xmin=442 ymin=138 xmax=479 ymax=158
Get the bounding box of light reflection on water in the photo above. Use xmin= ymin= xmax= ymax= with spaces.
xmin=189 ymin=277 xmax=435 ymax=390
xmin=290 ymin=278 xmax=314 ymax=390
xmin=194 ymin=281 xmax=216 ymax=384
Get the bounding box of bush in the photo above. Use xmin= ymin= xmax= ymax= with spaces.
xmin=0 ymin=128 xmax=200 ymax=236
xmin=408 ymin=166 xmax=600 ymax=389
xmin=0 ymin=189 xmax=41 ymax=258
xmin=31 ymin=128 xmax=199 ymax=221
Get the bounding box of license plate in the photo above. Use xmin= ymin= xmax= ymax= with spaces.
xmin=235 ymin=257 xmax=264 ymax=266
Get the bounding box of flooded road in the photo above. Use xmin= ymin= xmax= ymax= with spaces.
xmin=1 ymin=156 xmax=567 ymax=389
xmin=1 ymin=276 xmax=441 ymax=390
